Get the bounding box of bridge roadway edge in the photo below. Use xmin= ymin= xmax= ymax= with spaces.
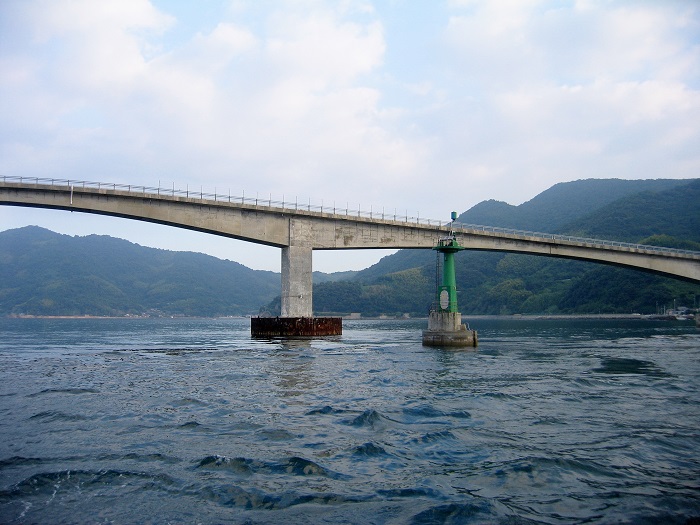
xmin=1 ymin=181 xmax=699 ymax=334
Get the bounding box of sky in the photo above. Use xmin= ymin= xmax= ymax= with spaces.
xmin=1 ymin=0 xmax=699 ymax=273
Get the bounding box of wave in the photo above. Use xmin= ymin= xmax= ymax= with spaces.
xmin=255 ymin=428 xmax=297 ymax=441
xmin=407 ymin=501 xmax=498 ymax=524
xmin=194 ymin=483 xmax=371 ymax=510
xmin=26 ymin=388 xmax=100 ymax=397
xmin=0 ymin=469 xmax=177 ymax=500
xmin=482 ymin=454 xmax=623 ymax=484
xmin=179 ymin=421 xmax=204 ymax=429
xmin=593 ymin=357 xmax=672 ymax=377
xmin=96 ymin=452 xmax=182 ymax=465
xmin=109 ymin=347 xmax=218 ymax=355
xmin=196 ymin=455 xmax=350 ymax=480
xmin=411 ymin=430 xmax=457 ymax=445
xmin=305 ymin=405 xmax=346 ymax=415
xmin=0 ymin=453 xmax=181 ymax=471
xmin=402 ymin=405 xmax=472 ymax=422
xmin=0 ymin=456 xmax=46 ymax=469
xmin=352 ymin=442 xmax=389 ymax=458
xmin=169 ymin=397 xmax=208 ymax=407
xmin=345 ymin=409 xmax=395 ymax=429
xmin=27 ymin=411 xmax=90 ymax=422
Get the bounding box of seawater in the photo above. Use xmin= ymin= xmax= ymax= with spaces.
xmin=0 ymin=317 xmax=698 ymax=524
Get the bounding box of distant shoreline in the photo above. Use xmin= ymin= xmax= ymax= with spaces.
xmin=465 ymin=313 xmax=687 ymax=321
xmin=4 ymin=314 xmax=248 ymax=320
xmin=4 ymin=313 xmax=695 ymax=322
xmin=6 ymin=314 xmax=147 ymax=319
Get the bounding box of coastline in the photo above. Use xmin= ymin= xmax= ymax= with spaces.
xmin=464 ymin=313 xmax=689 ymax=321
xmin=4 ymin=313 xmax=694 ymax=321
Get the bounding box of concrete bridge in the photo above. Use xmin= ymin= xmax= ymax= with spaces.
xmin=2 ymin=176 xmax=699 ymax=317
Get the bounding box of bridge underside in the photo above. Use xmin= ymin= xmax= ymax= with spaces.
xmin=2 ymin=182 xmax=699 ymax=321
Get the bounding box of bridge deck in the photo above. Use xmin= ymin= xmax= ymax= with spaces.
xmin=3 ymin=176 xmax=699 ymax=260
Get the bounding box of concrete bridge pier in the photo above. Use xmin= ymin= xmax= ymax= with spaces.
xmin=251 ymin=220 xmax=342 ymax=337
xmin=281 ymin=245 xmax=313 ymax=317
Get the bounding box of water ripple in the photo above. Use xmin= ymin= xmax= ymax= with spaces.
xmin=196 ymin=455 xmax=350 ymax=480
xmin=1 ymin=317 xmax=699 ymax=524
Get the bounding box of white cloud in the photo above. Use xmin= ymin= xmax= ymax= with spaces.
xmin=433 ymin=0 xmax=700 ymax=203
xmin=1 ymin=0 xmax=698 ymax=271
xmin=26 ymin=0 xmax=172 ymax=93
xmin=266 ymin=11 xmax=383 ymax=87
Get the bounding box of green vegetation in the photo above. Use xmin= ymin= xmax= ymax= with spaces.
xmin=278 ymin=178 xmax=700 ymax=317
xmin=3 ymin=178 xmax=699 ymax=317
xmin=314 ymin=266 xmax=434 ymax=317
xmin=0 ymin=227 xmax=279 ymax=316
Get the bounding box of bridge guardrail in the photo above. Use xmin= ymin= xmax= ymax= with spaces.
xmin=3 ymin=175 xmax=699 ymax=258
xmin=1 ymin=175 xmax=431 ymax=224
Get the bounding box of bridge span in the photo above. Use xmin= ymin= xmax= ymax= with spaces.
xmin=2 ymin=176 xmax=699 ymax=317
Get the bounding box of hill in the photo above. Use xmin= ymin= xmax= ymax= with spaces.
xmin=464 ymin=178 xmax=688 ymax=232
xmin=559 ymin=179 xmax=700 ymax=242
xmin=3 ymin=178 xmax=699 ymax=317
xmin=305 ymin=178 xmax=700 ymax=316
xmin=355 ymin=178 xmax=691 ymax=282
xmin=0 ymin=226 xmax=281 ymax=317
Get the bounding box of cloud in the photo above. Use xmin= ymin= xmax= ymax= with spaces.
xmin=25 ymin=0 xmax=172 ymax=93
xmin=436 ymin=0 xmax=700 ymax=200
xmin=2 ymin=0 xmax=431 ymax=208
xmin=1 ymin=0 xmax=699 ymax=271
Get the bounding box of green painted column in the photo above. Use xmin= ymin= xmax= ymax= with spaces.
xmin=435 ymin=213 xmax=465 ymax=314
xmin=441 ymin=249 xmax=459 ymax=312
xmin=436 ymin=240 xmax=463 ymax=313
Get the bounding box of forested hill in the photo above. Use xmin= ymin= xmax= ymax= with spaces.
xmin=352 ymin=178 xmax=692 ymax=282
xmin=558 ymin=178 xmax=700 ymax=243
xmin=459 ymin=178 xmax=688 ymax=232
xmin=308 ymin=178 xmax=700 ymax=317
xmin=3 ymin=178 xmax=699 ymax=317
xmin=0 ymin=227 xmax=281 ymax=317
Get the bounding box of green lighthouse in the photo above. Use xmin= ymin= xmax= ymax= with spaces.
xmin=422 ymin=212 xmax=478 ymax=347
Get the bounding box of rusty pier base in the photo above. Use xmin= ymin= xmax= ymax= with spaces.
xmin=251 ymin=317 xmax=342 ymax=337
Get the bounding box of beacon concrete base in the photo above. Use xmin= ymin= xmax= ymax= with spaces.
xmin=251 ymin=317 xmax=342 ymax=337
xmin=422 ymin=311 xmax=478 ymax=348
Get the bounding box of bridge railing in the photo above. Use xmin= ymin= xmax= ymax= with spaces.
xmin=3 ymin=175 xmax=699 ymax=258
xmin=451 ymin=222 xmax=700 ymax=256
xmin=2 ymin=175 xmax=438 ymax=222
xmin=1 ymin=175 xmax=436 ymax=224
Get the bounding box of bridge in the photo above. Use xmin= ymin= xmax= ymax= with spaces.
xmin=2 ymin=176 xmax=699 ymax=318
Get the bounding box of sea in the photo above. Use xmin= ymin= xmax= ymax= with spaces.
xmin=0 ymin=316 xmax=698 ymax=525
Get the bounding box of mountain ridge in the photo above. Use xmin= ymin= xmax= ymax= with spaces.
xmin=2 ymin=177 xmax=699 ymax=317
xmin=354 ymin=178 xmax=696 ymax=283
xmin=312 ymin=178 xmax=700 ymax=316
xmin=0 ymin=226 xmax=280 ymax=316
